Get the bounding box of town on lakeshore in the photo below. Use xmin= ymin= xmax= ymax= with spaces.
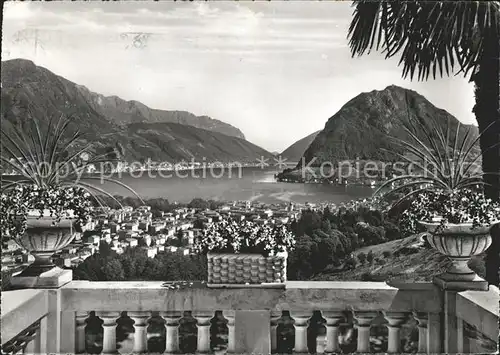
xmin=2 ymin=199 xmax=311 ymax=273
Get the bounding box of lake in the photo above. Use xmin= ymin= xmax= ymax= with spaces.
xmin=92 ymin=167 xmax=375 ymax=204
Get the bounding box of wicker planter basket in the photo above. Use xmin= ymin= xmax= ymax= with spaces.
xmin=207 ymin=252 xmax=287 ymax=287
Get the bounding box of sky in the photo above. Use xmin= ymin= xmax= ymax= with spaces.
xmin=2 ymin=1 xmax=476 ymax=152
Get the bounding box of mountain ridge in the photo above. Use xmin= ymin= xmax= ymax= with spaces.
xmin=300 ymin=85 xmax=479 ymax=167
xmin=1 ymin=58 xmax=245 ymax=139
xmin=281 ymin=130 xmax=321 ymax=162
xmin=1 ymin=58 xmax=272 ymax=163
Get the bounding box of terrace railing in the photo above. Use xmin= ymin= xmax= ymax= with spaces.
xmin=2 ymin=280 xmax=498 ymax=354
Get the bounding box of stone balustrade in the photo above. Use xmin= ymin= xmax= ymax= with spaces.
xmin=1 ymin=281 xmax=498 ymax=354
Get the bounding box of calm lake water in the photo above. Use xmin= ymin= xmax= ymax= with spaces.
xmin=91 ymin=167 xmax=374 ymax=204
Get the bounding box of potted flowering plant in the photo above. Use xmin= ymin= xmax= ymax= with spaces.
xmin=193 ymin=219 xmax=295 ymax=287
xmin=402 ymin=189 xmax=499 ymax=283
xmin=374 ymin=110 xmax=500 ymax=287
xmin=1 ymin=112 xmax=140 ymax=288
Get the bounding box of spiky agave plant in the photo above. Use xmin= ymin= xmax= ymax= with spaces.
xmin=372 ymin=106 xmax=500 ymax=235
xmin=374 ymin=106 xmax=499 ymax=212
xmin=0 ymin=111 xmax=143 ymax=235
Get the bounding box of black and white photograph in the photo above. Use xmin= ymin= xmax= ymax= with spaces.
xmin=1 ymin=1 xmax=499 ymax=354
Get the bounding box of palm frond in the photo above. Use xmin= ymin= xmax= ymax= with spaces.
xmin=0 ymin=127 xmax=41 ymax=185
xmin=65 ymin=176 xmax=143 ymax=203
xmin=388 ymin=186 xmax=435 ymax=213
xmin=348 ymin=0 xmax=500 ymax=81
xmin=379 ymin=148 xmax=444 ymax=184
xmin=1 ymin=112 xmax=141 ymax=212
xmin=67 ymin=181 xmax=126 ymax=209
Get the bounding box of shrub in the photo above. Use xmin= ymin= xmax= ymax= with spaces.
xmin=366 ymin=250 xmax=374 ymax=264
xmin=360 ymin=272 xmax=373 ymax=281
xmin=344 ymin=256 xmax=356 ymax=270
xmin=383 ymin=221 xmax=401 ymax=241
xmin=382 ymin=250 xmax=392 ymax=258
xmin=357 ymin=252 xmax=367 ymax=264
xmin=193 ymin=219 xmax=294 ymax=256
xmin=398 ymin=246 xmax=419 ymax=256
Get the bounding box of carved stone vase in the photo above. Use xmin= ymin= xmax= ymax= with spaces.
xmin=11 ymin=210 xmax=80 ymax=288
xmin=419 ymin=221 xmax=494 ymax=290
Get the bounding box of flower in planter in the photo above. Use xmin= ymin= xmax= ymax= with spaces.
xmin=193 ymin=218 xmax=295 ymax=256
xmin=0 ymin=184 xmax=94 ymax=237
xmin=1 ymin=112 xmax=141 ymax=241
xmin=400 ymin=188 xmax=500 ymax=234
xmin=371 ymin=106 xmax=500 ymax=235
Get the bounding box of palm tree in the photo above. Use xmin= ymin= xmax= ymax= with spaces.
xmin=347 ymin=1 xmax=500 ymax=285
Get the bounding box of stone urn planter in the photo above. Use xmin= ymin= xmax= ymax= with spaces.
xmin=418 ymin=221 xmax=494 ymax=288
xmin=11 ymin=210 xmax=80 ymax=288
xmin=207 ymin=251 xmax=287 ymax=288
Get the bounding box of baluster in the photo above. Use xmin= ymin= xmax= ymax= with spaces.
xmin=383 ymin=312 xmax=407 ymax=353
xmin=413 ymin=312 xmax=428 ymax=353
xmin=270 ymin=311 xmax=282 ymax=353
xmin=290 ymin=311 xmax=311 ymax=353
xmin=96 ymin=311 xmax=121 ymax=355
xmin=353 ymin=311 xmax=378 ymax=353
xmin=322 ymin=311 xmax=344 ymax=353
xmin=160 ymin=311 xmax=182 ymax=354
xmin=193 ymin=311 xmax=213 ymax=353
xmin=75 ymin=311 xmax=89 ymax=354
xmin=223 ymin=311 xmax=235 ymax=353
xmin=129 ymin=311 xmax=151 ymax=353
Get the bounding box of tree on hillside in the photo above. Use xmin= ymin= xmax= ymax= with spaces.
xmin=102 ymin=259 xmax=126 ymax=281
xmin=366 ymin=250 xmax=375 ymax=265
xmin=323 ymin=206 xmax=335 ymax=222
xmin=175 ymin=229 xmax=185 ymax=247
xmin=358 ymin=252 xmax=367 ymax=264
xmin=188 ymin=198 xmax=209 ymax=210
xmin=193 ymin=219 xmax=204 ymax=230
xmin=147 ymin=198 xmax=172 ymax=213
xmin=73 ymin=254 xmax=106 ymax=281
xmin=348 ymin=1 xmax=500 ymax=285
xmin=99 ymin=241 xmax=114 ymax=258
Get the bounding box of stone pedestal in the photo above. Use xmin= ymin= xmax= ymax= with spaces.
xmin=383 ymin=312 xmax=407 ymax=353
xmin=128 ymin=311 xmax=151 ymax=353
xmin=433 ymin=274 xmax=489 ymax=291
xmin=160 ymin=311 xmax=182 ymax=354
xmin=353 ymin=312 xmax=378 ymax=353
xmin=234 ymin=310 xmax=271 ymax=354
xmin=290 ymin=312 xmax=310 ymax=354
xmin=322 ymin=311 xmax=344 ymax=353
xmin=193 ymin=311 xmax=213 ymax=354
xmin=412 ymin=312 xmax=428 ymax=353
xmin=96 ymin=312 xmax=121 ymax=355
xmin=270 ymin=311 xmax=282 ymax=353
xmin=75 ymin=311 xmax=89 ymax=354
xmin=11 ymin=267 xmax=72 ymax=289
xmin=223 ymin=311 xmax=236 ymax=353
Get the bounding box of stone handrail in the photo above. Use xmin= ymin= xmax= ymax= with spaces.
xmin=59 ymin=280 xmax=443 ymax=312
xmin=456 ymin=285 xmax=499 ymax=341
